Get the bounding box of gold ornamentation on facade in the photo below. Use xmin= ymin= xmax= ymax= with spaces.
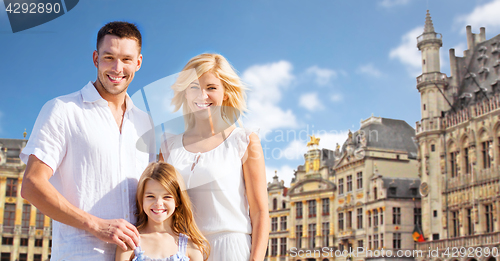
xmin=356 ymin=192 xmax=364 ymax=199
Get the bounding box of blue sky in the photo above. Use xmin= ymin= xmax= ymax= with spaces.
xmin=1 ymin=0 xmax=500 ymax=186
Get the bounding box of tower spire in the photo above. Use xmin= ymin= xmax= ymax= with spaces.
xmin=424 ymin=10 xmax=435 ymax=33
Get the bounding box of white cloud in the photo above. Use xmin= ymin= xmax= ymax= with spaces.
xmin=455 ymin=0 xmax=500 ymax=33
xmin=389 ymin=26 xmax=423 ymax=76
xmin=357 ymin=63 xmax=383 ymax=78
xmin=299 ymin=92 xmax=324 ymax=112
xmin=331 ymin=93 xmax=343 ymax=102
xmin=243 ymin=61 xmax=298 ymax=132
xmin=378 ymin=0 xmax=411 ymax=8
xmin=266 ymin=165 xmax=295 ymax=187
xmin=305 ymin=66 xmax=338 ymax=86
xmin=279 ymin=131 xmax=349 ymax=161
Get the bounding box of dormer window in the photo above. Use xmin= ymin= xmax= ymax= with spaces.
xmin=389 ymin=187 xmax=397 ymax=196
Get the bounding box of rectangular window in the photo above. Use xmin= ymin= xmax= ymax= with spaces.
xmin=450 ymin=151 xmax=458 ymax=177
xmin=36 ymin=209 xmax=45 ymax=229
xmin=280 ymin=216 xmax=287 ymax=231
xmin=464 ymin=147 xmax=470 ymax=174
xmin=20 ymin=238 xmax=28 ymax=246
xmin=380 ymin=233 xmax=384 ymax=248
xmin=3 ymin=203 xmax=15 ymax=227
xmin=414 ymin=208 xmax=422 ymax=226
xmin=308 ymin=200 xmax=316 ymax=218
xmin=373 ymin=209 xmax=378 ymax=227
xmin=35 ymin=239 xmax=43 ymax=247
xmin=271 ymin=217 xmax=278 ymax=232
xmin=339 ymin=178 xmax=344 ymax=195
xmin=271 ymin=238 xmax=278 ymax=256
xmin=485 ymin=204 xmax=494 ymax=233
xmin=322 ymin=222 xmax=329 ymax=247
xmin=380 ymin=210 xmax=384 ymax=225
xmin=357 ymin=208 xmax=363 ymax=229
xmin=347 ymin=211 xmax=352 ymax=229
xmin=368 ymin=211 xmax=372 ymax=227
xmin=467 ymin=208 xmax=473 ymax=235
xmin=358 ymin=240 xmax=363 ymax=249
xmin=5 ymin=178 xmax=18 ymax=197
xmin=19 ymin=254 xmax=27 ymax=261
xmin=1 ymin=237 xmax=13 ymax=245
xmin=322 ymin=198 xmax=330 ymax=216
xmin=296 ymin=202 xmax=303 ymax=219
xmin=482 ymin=141 xmax=492 ymax=169
xmin=368 ymin=235 xmax=372 ymax=249
xmin=373 ymin=234 xmax=379 ymax=249
xmin=22 ymin=204 xmax=31 ymax=230
xmin=393 ymin=207 xmax=401 ymax=225
xmin=1 ymin=253 xmax=11 ymax=261
xmin=347 ymin=175 xmax=352 ymax=192
xmin=338 ymin=213 xmax=344 ymax=231
xmin=33 ymin=255 xmax=42 ymax=261
xmin=452 ymin=210 xmax=460 ymax=237
xmin=280 ymin=238 xmax=287 ymax=256
xmin=308 ymin=224 xmax=316 ymax=248
xmin=296 ymin=225 xmax=302 ymax=248
xmin=356 ymin=172 xmax=363 ymax=189
xmin=393 ymin=233 xmax=401 ymax=249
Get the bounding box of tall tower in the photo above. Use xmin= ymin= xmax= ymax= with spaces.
xmin=415 ymin=10 xmax=448 ymax=241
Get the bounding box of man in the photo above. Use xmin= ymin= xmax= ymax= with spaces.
xmin=20 ymin=22 xmax=154 ymax=260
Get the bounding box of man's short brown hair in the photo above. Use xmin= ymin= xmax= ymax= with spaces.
xmin=96 ymin=21 xmax=142 ymax=52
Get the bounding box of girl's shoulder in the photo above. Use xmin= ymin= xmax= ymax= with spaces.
xmin=182 ymin=235 xmax=203 ymax=261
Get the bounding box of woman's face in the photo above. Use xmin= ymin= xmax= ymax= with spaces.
xmin=184 ymin=72 xmax=227 ymax=118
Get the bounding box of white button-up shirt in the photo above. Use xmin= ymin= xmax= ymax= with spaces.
xmin=21 ymin=81 xmax=155 ymax=260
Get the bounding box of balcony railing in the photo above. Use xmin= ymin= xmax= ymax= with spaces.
xmin=445 ymin=165 xmax=500 ymax=191
xmin=415 ymin=232 xmax=500 ymax=256
xmin=416 ymin=72 xmax=447 ymax=88
xmin=416 ymin=117 xmax=443 ymax=135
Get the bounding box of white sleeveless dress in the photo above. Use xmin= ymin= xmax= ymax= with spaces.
xmin=161 ymin=128 xmax=253 ymax=261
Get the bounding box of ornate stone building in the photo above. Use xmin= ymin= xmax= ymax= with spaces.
xmin=414 ymin=11 xmax=500 ymax=261
xmin=266 ymin=115 xmax=421 ymax=261
xmin=0 ymin=137 xmax=52 ymax=261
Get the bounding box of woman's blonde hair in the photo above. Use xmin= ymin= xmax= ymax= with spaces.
xmin=135 ymin=162 xmax=210 ymax=260
xmin=171 ymin=53 xmax=247 ymax=130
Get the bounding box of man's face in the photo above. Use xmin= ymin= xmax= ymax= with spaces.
xmin=93 ymin=35 xmax=142 ymax=96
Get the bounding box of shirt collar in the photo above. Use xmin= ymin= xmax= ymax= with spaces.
xmin=81 ymin=81 xmax=135 ymax=112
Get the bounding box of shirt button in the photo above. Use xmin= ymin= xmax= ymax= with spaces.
xmin=125 ymin=215 xmax=129 ymax=218
xmin=124 ymin=189 xmax=126 ymax=192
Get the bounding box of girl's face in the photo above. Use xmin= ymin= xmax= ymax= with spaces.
xmin=142 ymin=179 xmax=176 ymax=225
xmin=184 ymin=72 xmax=227 ymax=118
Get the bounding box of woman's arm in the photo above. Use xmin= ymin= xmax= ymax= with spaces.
xmin=242 ymin=133 xmax=270 ymax=261
xmin=186 ymin=240 xmax=204 ymax=261
xmin=115 ymin=245 xmax=134 ymax=261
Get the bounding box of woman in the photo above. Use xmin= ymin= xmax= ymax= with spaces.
xmin=159 ymin=53 xmax=269 ymax=261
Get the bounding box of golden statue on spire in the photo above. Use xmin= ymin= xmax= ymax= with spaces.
xmin=307 ymin=135 xmax=320 ymax=147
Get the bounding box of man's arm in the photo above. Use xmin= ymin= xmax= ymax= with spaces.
xmin=21 ymin=154 xmax=140 ymax=251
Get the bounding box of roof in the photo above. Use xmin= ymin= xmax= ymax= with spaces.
xmin=341 ymin=117 xmax=418 ymax=159
xmin=0 ymin=138 xmax=27 ymax=158
xmin=382 ymin=177 xmax=421 ymax=199
xmin=452 ymin=33 xmax=500 ymax=109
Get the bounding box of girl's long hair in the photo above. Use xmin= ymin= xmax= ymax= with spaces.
xmin=135 ymin=162 xmax=210 ymax=260
xmin=171 ymin=53 xmax=247 ymax=130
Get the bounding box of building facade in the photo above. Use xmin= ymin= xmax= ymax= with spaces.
xmin=0 ymin=138 xmax=52 ymax=261
xmin=414 ymin=11 xmax=500 ymax=261
xmin=266 ymin=116 xmax=422 ymax=261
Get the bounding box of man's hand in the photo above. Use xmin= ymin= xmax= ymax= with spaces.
xmin=90 ymin=218 xmax=140 ymax=251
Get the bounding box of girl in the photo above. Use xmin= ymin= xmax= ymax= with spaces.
xmin=160 ymin=53 xmax=269 ymax=261
xmin=115 ymin=162 xmax=209 ymax=261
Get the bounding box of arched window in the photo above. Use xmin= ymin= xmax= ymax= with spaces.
xmin=273 ymin=198 xmax=277 ymax=210
xmin=374 ymin=187 xmax=378 ymax=200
